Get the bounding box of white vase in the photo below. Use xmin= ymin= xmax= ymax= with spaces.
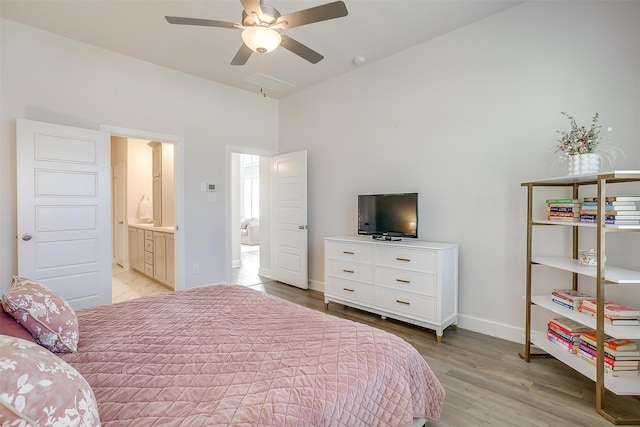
xmin=568 ymin=153 xmax=600 ymax=176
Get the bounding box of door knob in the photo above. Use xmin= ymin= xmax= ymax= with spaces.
xmin=22 ymin=234 xmax=32 ymax=241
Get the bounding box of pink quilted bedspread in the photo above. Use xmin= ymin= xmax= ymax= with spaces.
xmin=61 ymin=285 xmax=445 ymax=426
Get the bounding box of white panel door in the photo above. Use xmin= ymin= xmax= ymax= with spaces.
xmin=17 ymin=119 xmax=111 ymax=308
xmin=271 ymin=150 xmax=308 ymax=289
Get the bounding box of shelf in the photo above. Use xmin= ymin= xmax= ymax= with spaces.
xmin=532 ymin=256 xmax=640 ymax=284
xmin=522 ymin=170 xmax=640 ymax=186
xmin=531 ymin=332 xmax=639 ymax=395
xmin=532 ymin=220 xmax=640 ymax=230
xmin=532 ymin=296 xmax=640 ymax=340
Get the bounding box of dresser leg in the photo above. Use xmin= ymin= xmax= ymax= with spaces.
xmin=436 ymin=334 xmax=442 ymax=344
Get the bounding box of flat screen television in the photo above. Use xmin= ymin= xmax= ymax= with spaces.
xmin=358 ymin=193 xmax=418 ymax=240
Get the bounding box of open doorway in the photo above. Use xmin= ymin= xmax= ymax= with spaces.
xmin=228 ymin=148 xmax=308 ymax=289
xmin=232 ymin=153 xmax=261 ymax=285
xmin=109 ymin=132 xmax=179 ymax=303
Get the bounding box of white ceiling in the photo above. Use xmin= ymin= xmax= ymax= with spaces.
xmin=0 ymin=0 xmax=522 ymax=99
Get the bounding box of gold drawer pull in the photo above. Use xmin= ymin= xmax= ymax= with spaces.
xmin=343 ymin=269 xmax=354 ymax=273
xmin=343 ymin=288 xmax=354 ymax=292
xmin=396 ymin=300 xmax=410 ymax=305
xmin=343 ymin=251 xmax=354 ymax=255
xmin=396 ymin=257 xmax=411 ymax=262
xmin=396 ymin=279 xmax=410 ymax=284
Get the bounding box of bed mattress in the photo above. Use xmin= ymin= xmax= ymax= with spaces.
xmin=61 ymin=285 xmax=445 ymax=426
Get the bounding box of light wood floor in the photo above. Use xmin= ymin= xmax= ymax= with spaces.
xmin=113 ymin=266 xmax=640 ymax=426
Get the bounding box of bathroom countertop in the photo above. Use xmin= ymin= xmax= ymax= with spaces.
xmin=128 ymin=223 xmax=175 ymax=233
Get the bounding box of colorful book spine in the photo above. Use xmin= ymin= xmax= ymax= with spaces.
xmin=578 ymin=351 xmax=640 ymax=375
xmin=547 ymin=330 xmax=575 ymax=352
xmin=580 ymin=299 xmax=640 ymax=318
xmin=581 ymin=204 xmax=637 ymax=211
xmin=579 ymin=340 xmax=640 ymax=360
xmin=580 ymin=210 xmax=640 ymax=216
xmin=580 ymin=214 xmax=640 ymax=220
xmin=549 ymin=207 xmax=578 ymax=212
xmin=580 ymin=332 xmax=638 ymax=351
xmin=549 ymin=317 xmax=594 ymax=334
xmin=580 ymin=218 xmax=640 ymax=225
xmin=552 ymin=289 xmax=592 ymax=303
xmin=551 ymin=297 xmax=577 ymax=310
xmin=581 ymin=196 xmax=640 ymax=202
xmin=548 ymin=322 xmax=580 ymax=341
xmin=581 ymin=201 xmax=638 ymax=207
xmin=547 ymin=212 xmax=578 ymax=217
xmin=546 ymin=199 xmax=579 ymax=204
xmin=578 ymin=343 xmax=640 ymax=367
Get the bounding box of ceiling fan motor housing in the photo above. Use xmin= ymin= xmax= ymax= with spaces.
xmin=242 ymin=4 xmax=280 ymax=26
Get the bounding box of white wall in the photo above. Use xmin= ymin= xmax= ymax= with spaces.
xmin=0 ymin=19 xmax=279 ymax=292
xmin=279 ymin=1 xmax=640 ymax=342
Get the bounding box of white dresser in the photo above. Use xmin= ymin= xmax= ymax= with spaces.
xmin=324 ymin=235 xmax=458 ymax=342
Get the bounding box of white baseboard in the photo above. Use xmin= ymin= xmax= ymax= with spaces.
xmin=308 ymin=279 xmax=324 ymax=292
xmin=457 ymin=314 xmax=523 ymax=344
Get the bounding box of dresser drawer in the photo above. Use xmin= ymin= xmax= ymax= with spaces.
xmin=375 ymin=288 xmax=437 ymax=322
xmin=375 ymin=267 xmax=436 ymax=297
xmin=326 ymin=259 xmax=373 ymax=283
xmin=375 ymin=247 xmax=436 ymax=273
xmin=326 ymin=242 xmax=373 ymax=264
xmin=144 ymin=230 xmax=153 ymax=240
xmin=144 ymin=251 xmax=154 ymax=265
xmin=144 ymin=239 xmax=154 ymax=253
xmin=144 ymin=263 xmax=154 ymax=277
xmin=326 ymin=277 xmax=374 ymax=305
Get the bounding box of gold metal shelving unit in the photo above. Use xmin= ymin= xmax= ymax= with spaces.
xmin=520 ymin=170 xmax=640 ymax=425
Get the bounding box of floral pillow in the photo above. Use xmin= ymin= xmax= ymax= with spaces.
xmin=0 ymin=335 xmax=100 ymax=426
xmin=2 ymin=277 xmax=79 ymax=353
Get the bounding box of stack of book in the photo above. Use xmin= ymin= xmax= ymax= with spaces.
xmin=547 ymin=317 xmax=594 ymax=353
xmin=578 ymin=332 xmax=640 ymax=376
xmin=546 ymin=198 xmax=580 ymax=222
xmin=551 ymin=289 xmax=592 ymax=311
xmin=579 ymin=196 xmax=640 ymax=226
xmin=579 ymin=299 xmax=640 ymax=326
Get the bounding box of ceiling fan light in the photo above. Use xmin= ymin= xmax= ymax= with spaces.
xmin=242 ymin=26 xmax=281 ymax=54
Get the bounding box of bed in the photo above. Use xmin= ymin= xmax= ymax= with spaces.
xmin=2 ymin=282 xmax=445 ymax=426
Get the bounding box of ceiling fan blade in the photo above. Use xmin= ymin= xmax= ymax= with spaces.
xmin=231 ymin=43 xmax=253 ymax=66
xmin=280 ymin=35 xmax=323 ymax=64
xmin=277 ymin=1 xmax=348 ymax=29
xmin=165 ymin=16 xmax=238 ymax=29
xmin=240 ymin=0 xmax=263 ymax=20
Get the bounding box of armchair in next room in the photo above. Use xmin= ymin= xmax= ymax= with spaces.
xmin=240 ymin=218 xmax=259 ymax=245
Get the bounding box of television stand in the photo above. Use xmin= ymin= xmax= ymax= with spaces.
xmin=373 ymin=235 xmax=402 ymax=241
xmin=324 ymin=235 xmax=459 ymax=342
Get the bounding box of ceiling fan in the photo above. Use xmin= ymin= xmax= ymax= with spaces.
xmin=165 ymin=0 xmax=348 ymax=66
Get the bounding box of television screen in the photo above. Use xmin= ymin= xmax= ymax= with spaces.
xmin=358 ymin=193 xmax=418 ymax=239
